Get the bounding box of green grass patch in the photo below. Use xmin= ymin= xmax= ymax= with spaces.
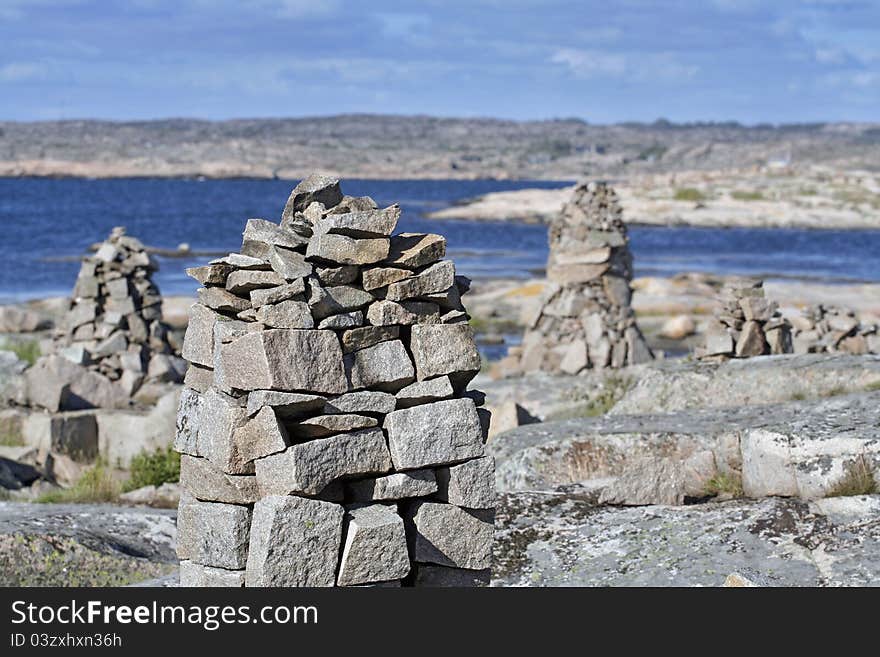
xmin=123 ymin=444 xmax=180 ymax=492
xmin=674 ymin=188 xmax=708 ymax=202
xmin=865 ymin=381 xmax=880 ymax=392
xmin=730 ymin=190 xmax=764 ymax=201
xmin=36 ymin=459 xmax=120 ymax=504
xmin=0 ymin=433 xmax=25 ymax=447
xmin=0 ymin=339 xmax=40 ymax=366
xmin=827 ymin=454 xmax=877 ymax=497
xmin=548 ymin=375 xmax=633 ymax=420
xmin=704 ymin=471 xmax=744 ymax=498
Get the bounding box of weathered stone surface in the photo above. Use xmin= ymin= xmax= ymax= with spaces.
xmin=340 ymin=325 xmax=399 ymax=354
xmin=324 ymin=390 xmax=396 ymax=415
xmin=245 ymin=390 xmax=325 ymax=419
xmin=179 ymin=561 xmax=245 ymax=587
xmin=255 ymin=428 xmax=392 ymax=496
xmin=413 ymin=564 xmax=491 ymax=587
xmin=406 ymin=501 xmax=493 ymax=570
xmin=598 ymin=457 xmax=686 ymax=506
xmin=22 ymin=410 xmax=98 ymax=462
xmin=366 ymin=300 xmax=440 ymax=326
xmin=95 ymin=390 xmax=180 ymax=467
xmin=197 ymin=287 xmax=251 ymax=314
xmin=314 ymin=264 xmax=359 ymax=285
xmin=309 ymin=284 xmax=373 ymax=320
xmin=197 ymin=388 xmax=249 ymax=473
xmin=25 ymin=355 xmax=129 ymax=411
xmin=246 ymin=495 xmax=343 ymax=587
xmin=249 ymin=280 xmax=306 ymax=307
xmin=306 ymin=233 xmax=389 ymax=266
xmin=315 ymin=205 xmax=400 ymax=238
xmin=486 ymin=400 xmax=538 ymax=440
xmin=735 ymin=320 xmax=767 ymax=357
xmin=211 ymin=253 xmax=270 ymax=270
xmin=242 ymin=219 xmax=308 ymax=259
xmin=219 ymin=329 xmax=347 ymax=394
xmin=186 ymin=262 xmax=233 ymax=286
xmin=181 ymin=303 xmax=217 ymax=368
xmin=386 ymin=260 xmax=455 ymax=302
xmin=180 ymin=455 xmax=259 ymax=505
xmin=492 ymin=491 xmax=880 ymax=586
xmin=317 ymin=311 xmax=363 ymax=330
xmin=435 ymin=456 xmax=495 ymax=509
xmin=395 ymin=375 xmax=454 ymax=408
xmin=290 ymin=413 xmax=377 ymax=439
xmin=254 ymin=300 xmax=314 ymax=329
xmin=174 ymin=388 xmax=203 ymax=456
xmin=266 ymin=245 xmax=312 ymax=281
xmin=225 ymin=269 xmax=286 ymax=295
xmin=177 ymin=499 xmax=250 ymax=569
xmin=345 ymin=469 xmax=438 ymax=502
xmin=183 ymin=363 xmax=213 ymax=393
xmin=336 ymin=505 xmax=410 ymax=586
xmin=384 ymin=233 xmax=446 ymax=269
xmin=344 ymin=339 xmax=415 ymax=391
xmin=362 ymin=266 xmax=412 ymax=292
xmin=385 ymin=398 xmax=484 ymax=469
xmin=409 ymin=324 xmax=480 ymax=383
xmin=282 ymin=174 xmax=343 ymax=219
xmin=230 ymin=406 xmax=289 ymax=463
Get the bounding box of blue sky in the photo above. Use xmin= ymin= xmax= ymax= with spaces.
xmin=1 ymin=0 xmax=878 ymax=123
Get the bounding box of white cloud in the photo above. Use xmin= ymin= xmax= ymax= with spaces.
xmin=0 ymin=62 xmax=48 ymax=82
xmin=550 ymin=48 xmax=626 ymax=77
xmin=550 ymin=48 xmax=698 ymax=82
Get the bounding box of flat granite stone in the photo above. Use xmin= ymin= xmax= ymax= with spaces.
xmin=346 ymin=469 xmax=438 ymax=502
xmin=246 ymin=495 xmax=343 ymax=587
xmin=336 ymin=505 xmax=410 ymax=586
xmin=385 ymin=398 xmax=484 ymax=470
xmin=179 ymin=561 xmax=245 ymax=587
xmin=406 ymin=501 xmax=494 ymax=570
xmin=435 ymin=456 xmax=495 ymax=509
xmin=176 ymin=499 xmax=251 ymax=570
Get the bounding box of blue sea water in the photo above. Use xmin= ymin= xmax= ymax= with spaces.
xmin=0 ymin=177 xmax=878 ymax=303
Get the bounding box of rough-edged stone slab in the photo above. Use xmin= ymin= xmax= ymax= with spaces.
xmin=366 ymin=300 xmax=440 ymax=326
xmin=346 ymin=469 xmax=437 ymax=502
xmin=197 ymin=388 xmax=249 ymax=474
xmin=198 ymin=287 xmax=251 ymax=314
xmin=314 ymin=205 xmax=400 ymax=238
xmin=362 ymin=266 xmax=412 ymax=292
xmin=314 ymin=265 xmax=359 ymax=285
xmin=241 ymin=218 xmax=308 ymax=258
xmin=317 ymin=311 xmax=363 ymax=330
xmin=598 ymin=456 xmax=686 ymax=506
xmin=230 ymin=406 xmax=290 ymax=463
xmin=179 ymin=561 xmax=245 ymax=587
xmin=225 ymin=269 xmax=286 ymax=295
xmin=210 ymin=253 xmax=270 ymax=270
xmin=395 ymin=375 xmax=454 ymax=408
xmin=337 ymin=505 xmax=410 ymax=586
xmin=249 ymin=280 xmax=306 ymax=307
xmin=246 ymin=390 xmax=326 ymax=419
xmin=186 ymin=262 xmax=233 ymax=286
xmin=384 ymin=233 xmax=446 ymax=269
xmin=309 ymin=284 xmax=373 ymax=320
xmin=174 ymin=388 xmax=204 ymax=456
xmin=254 ymin=300 xmax=314 ymax=329
xmin=306 ymin=233 xmax=389 ymax=266
xmin=386 ymin=260 xmax=455 ymax=302
xmin=182 ymin=303 xmax=218 ymax=368
xmin=410 ymin=324 xmax=481 ymax=383
xmin=324 ymin=390 xmax=396 ymax=415
xmin=177 ymin=499 xmax=251 ymax=569
xmin=255 ymin=428 xmax=392 ymax=496
xmin=267 ymin=245 xmax=312 ymax=281
xmin=219 ymin=329 xmax=347 ymax=394
xmin=340 ymin=325 xmax=400 ymax=354
xmin=413 ymin=564 xmax=491 ymax=587
xmin=282 ymin=174 xmax=343 ymax=218
xmin=435 ymin=456 xmax=495 ymax=509
xmin=406 ymin=501 xmax=493 ymax=570
xmin=289 ymin=414 xmax=377 ymax=439
xmin=344 ymin=339 xmax=415 ymax=391
xmin=246 ymin=495 xmax=343 ymax=587
xmin=384 ymin=398 xmax=484 ymax=469
xmin=180 ymin=455 xmax=259 ymax=505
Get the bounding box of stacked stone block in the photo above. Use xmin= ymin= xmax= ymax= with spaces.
xmin=25 ymin=227 xmax=184 ymax=411
xmin=698 ymin=277 xmax=792 ymax=360
xmin=175 ymin=174 xmax=494 ymax=587
xmin=502 ymin=181 xmax=652 ymax=375
xmin=790 ymin=305 xmax=880 ymax=355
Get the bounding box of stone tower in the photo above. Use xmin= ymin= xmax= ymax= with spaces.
xmin=507 ymin=181 xmax=652 ymax=375
xmin=175 ymin=174 xmax=495 ymax=587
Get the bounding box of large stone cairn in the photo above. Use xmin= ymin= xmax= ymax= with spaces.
xmin=790 ymin=304 xmax=880 ymax=355
xmin=698 ymin=277 xmax=792 ymax=360
xmin=504 ymin=181 xmax=652 ymax=374
xmin=25 ymin=227 xmax=183 ymax=411
xmin=175 ymin=174 xmax=494 ymax=587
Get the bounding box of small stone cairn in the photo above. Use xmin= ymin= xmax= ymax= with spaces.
xmin=175 ymin=174 xmax=494 ymax=587
xmin=25 ymin=227 xmax=184 ymax=411
xmin=501 ymin=181 xmax=652 ymax=375
xmin=790 ymin=304 xmax=880 ymax=355
xmin=698 ymin=277 xmax=792 ymax=360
